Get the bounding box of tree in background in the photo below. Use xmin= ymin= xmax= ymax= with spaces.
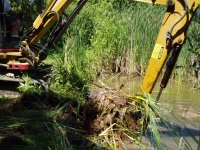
xmin=9 ymin=0 xmax=46 ymax=28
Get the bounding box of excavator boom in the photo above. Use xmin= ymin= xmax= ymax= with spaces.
xmin=139 ymin=0 xmax=200 ymax=98
xmin=25 ymin=0 xmax=73 ymax=44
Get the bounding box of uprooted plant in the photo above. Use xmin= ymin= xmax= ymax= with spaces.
xmin=82 ymin=87 xmax=170 ymax=149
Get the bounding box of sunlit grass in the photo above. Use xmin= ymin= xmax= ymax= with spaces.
xmin=18 ymin=76 xmax=43 ymax=94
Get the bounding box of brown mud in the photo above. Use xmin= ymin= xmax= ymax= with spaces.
xmin=84 ymin=88 xmax=142 ymax=134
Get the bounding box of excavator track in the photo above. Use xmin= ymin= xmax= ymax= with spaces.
xmin=0 ymin=74 xmax=24 ymax=83
xmin=0 ymin=63 xmax=52 ymax=98
xmin=0 ymin=69 xmax=24 ymax=98
xmin=0 ymin=77 xmax=21 ymax=98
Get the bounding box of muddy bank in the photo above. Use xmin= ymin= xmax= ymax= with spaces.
xmin=0 ymin=88 xmax=149 ymax=150
xmin=0 ymin=74 xmax=199 ymax=150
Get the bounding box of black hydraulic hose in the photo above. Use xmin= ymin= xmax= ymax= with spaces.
xmin=42 ymin=10 xmax=60 ymax=46
xmin=48 ymin=0 xmax=88 ymax=47
xmin=156 ymin=44 xmax=182 ymax=102
xmin=166 ymin=0 xmax=189 ymax=44
xmin=18 ymin=58 xmax=34 ymax=67
xmin=161 ymin=44 xmax=182 ymax=89
xmin=20 ymin=45 xmax=36 ymax=62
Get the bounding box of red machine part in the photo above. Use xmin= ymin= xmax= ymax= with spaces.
xmin=0 ymin=48 xmax=30 ymax=70
xmin=9 ymin=63 xmax=29 ymax=70
xmin=0 ymin=48 xmax=18 ymax=50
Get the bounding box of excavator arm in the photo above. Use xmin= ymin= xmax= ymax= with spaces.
xmin=1 ymin=0 xmax=87 ymax=70
xmin=138 ymin=0 xmax=200 ymax=99
xmin=19 ymin=0 xmax=88 ymax=68
xmin=24 ymin=0 xmax=73 ymax=44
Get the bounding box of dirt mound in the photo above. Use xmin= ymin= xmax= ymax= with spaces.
xmin=84 ymin=88 xmax=143 ymax=135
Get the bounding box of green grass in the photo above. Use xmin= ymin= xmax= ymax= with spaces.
xmin=0 ymin=110 xmax=72 ymax=150
xmin=47 ymin=1 xmax=165 ymax=78
xmin=18 ymin=76 xmax=43 ymax=94
xmin=46 ymin=1 xmax=199 ymax=84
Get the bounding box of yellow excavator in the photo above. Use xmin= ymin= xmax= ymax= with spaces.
xmin=0 ymin=0 xmax=88 ymax=82
xmin=0 ymin=0 xmax=199 ymax=99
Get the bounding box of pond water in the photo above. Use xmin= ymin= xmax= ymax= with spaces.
xmin=97 ymin=75 xmax=200 ymax=121
xmin=97 ymin=75 xmax=200 ymax=149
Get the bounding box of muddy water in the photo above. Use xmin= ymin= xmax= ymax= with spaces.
xmin=98 ymin=75 xmax=200 ymax=121
xmin=97 ymin=75 xmax=200 ymax=149
xmin=154 ymin=80 xmax=200 ymax=122
xmin=153 ymin=80 xmax=200 ymax=150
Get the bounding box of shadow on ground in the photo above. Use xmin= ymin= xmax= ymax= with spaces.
xmin=146 ymin=119 xmax=200 ymax=150
xmin=0 ymin=91 xmax=104 ymax=150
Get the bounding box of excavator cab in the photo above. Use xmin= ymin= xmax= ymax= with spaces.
xmin=0 ymin=0 xmax=27 ymax=83
xmin=0 ymin=0 xmax=88 ymax=83
xmin=0 ymin=0 xmax=23 ymax=47
xmin=0 ymin=0 xmax=27 ymax=72
xmin=1 ymin=12 xmax=22 ymax=48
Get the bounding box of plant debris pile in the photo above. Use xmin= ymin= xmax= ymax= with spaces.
xmin=84 ymin=88 xmax=145 ymax=136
